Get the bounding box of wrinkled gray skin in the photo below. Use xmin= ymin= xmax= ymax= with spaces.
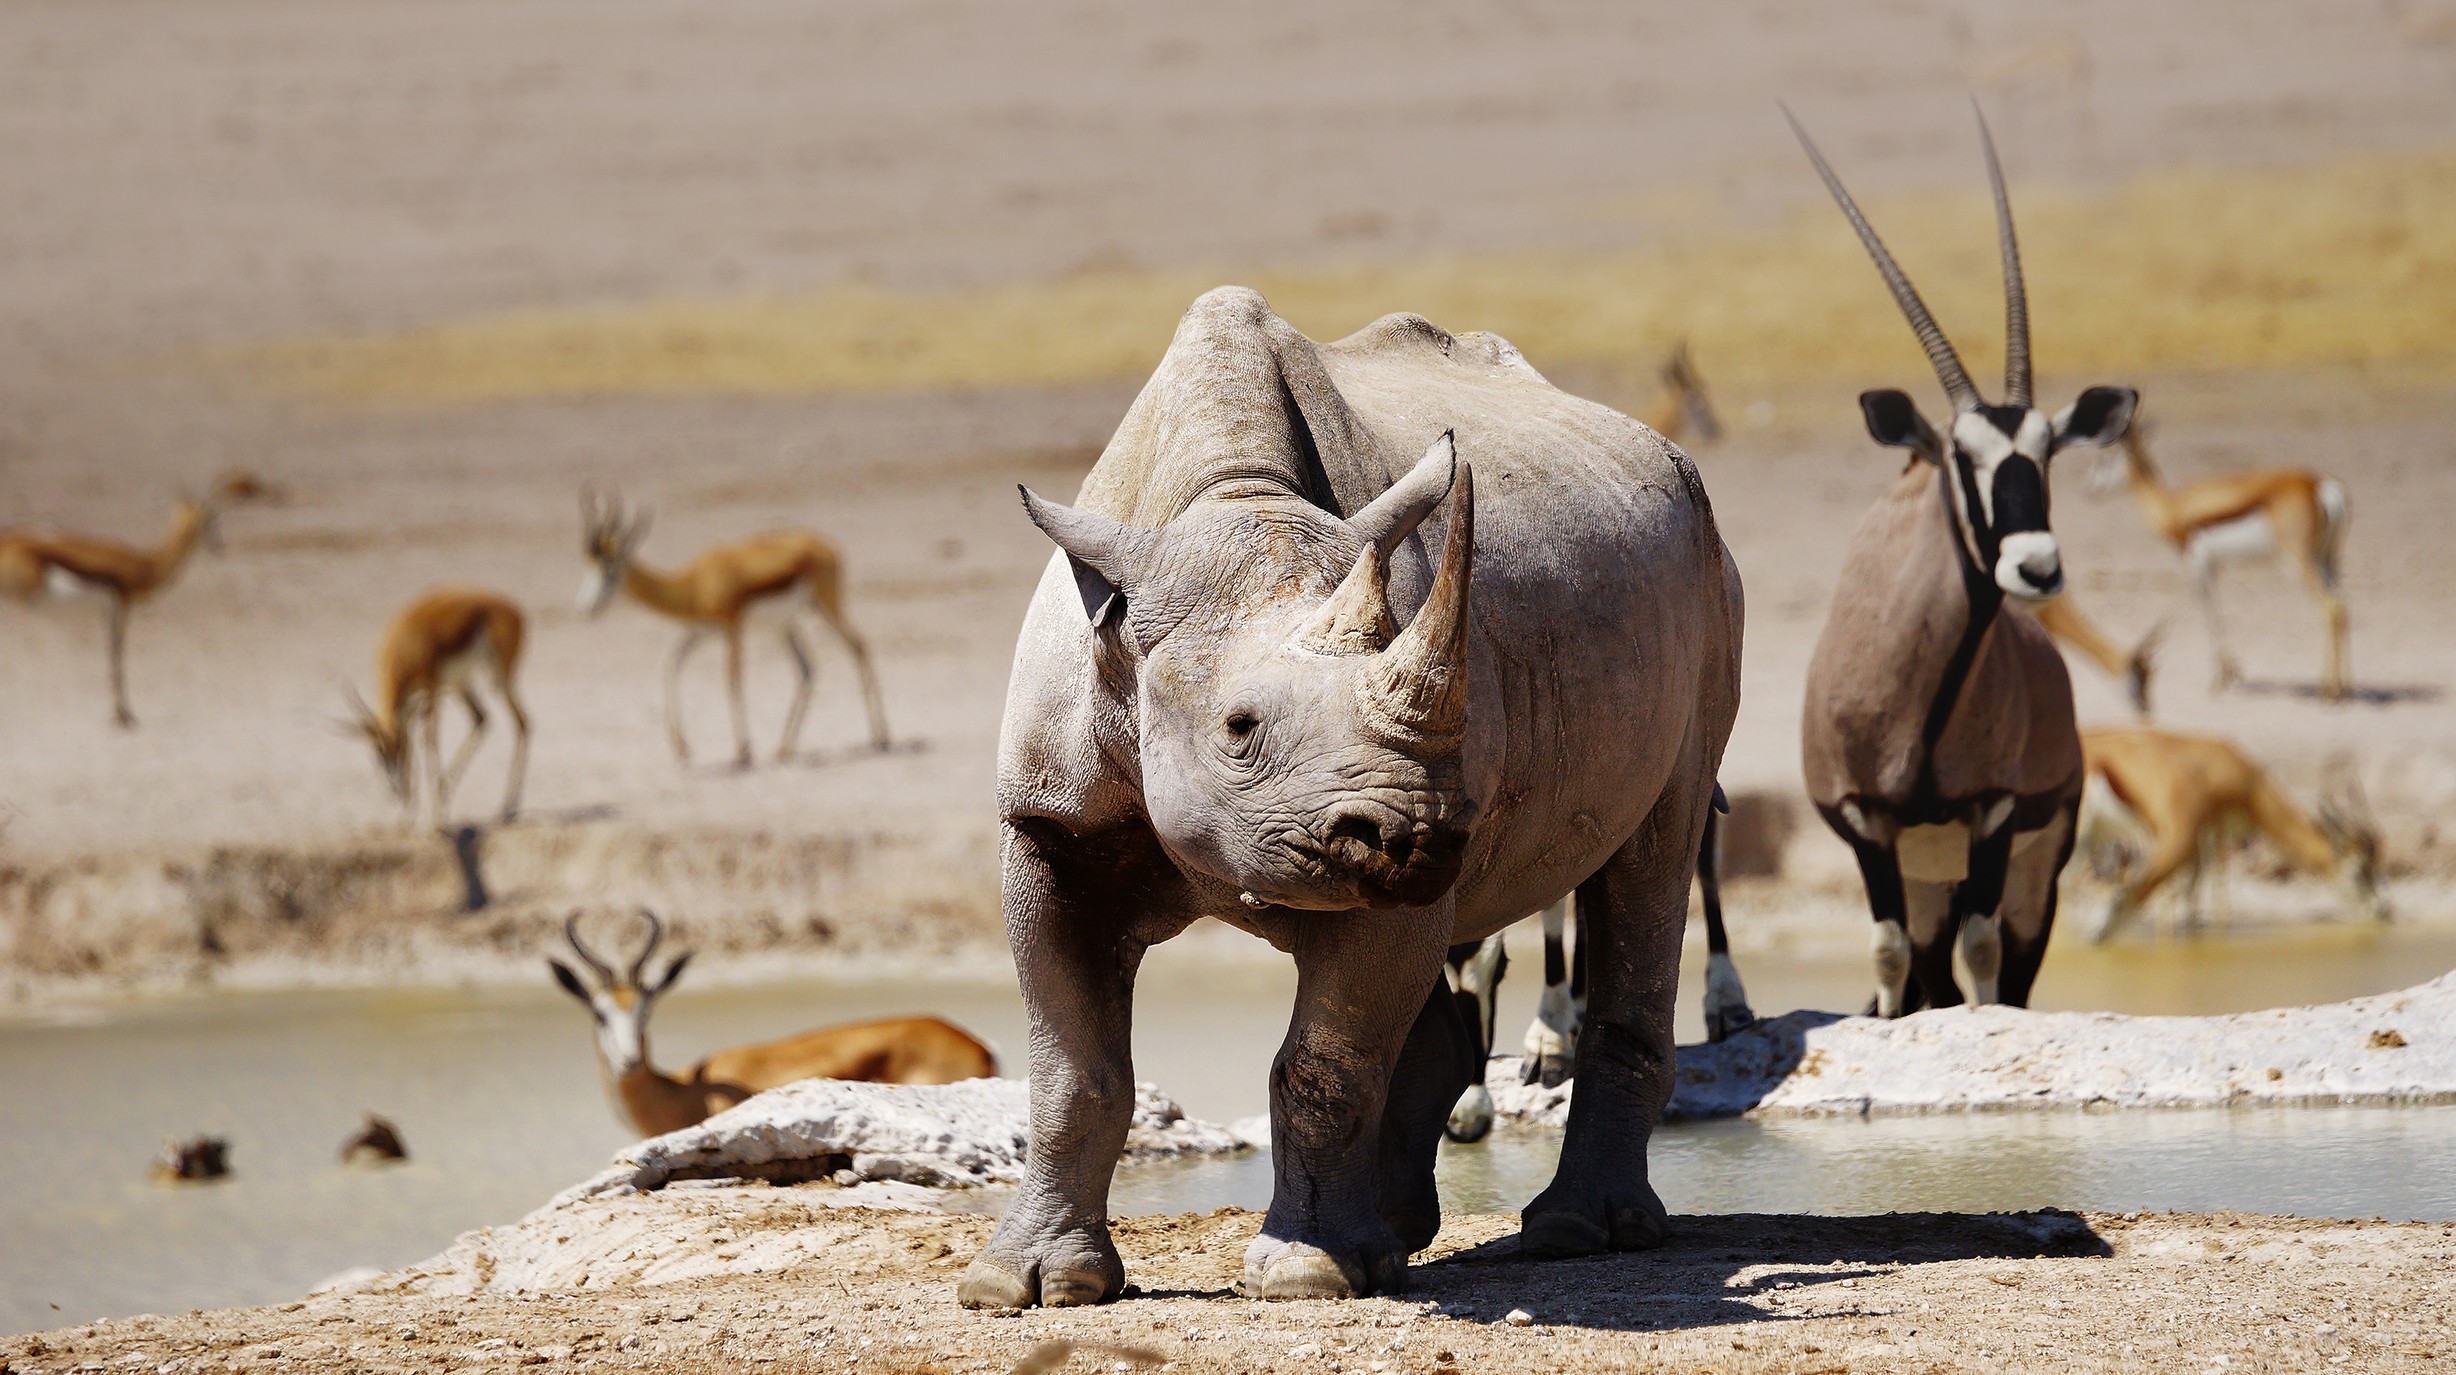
xmin=962 ymin=287 xmax=1742 ymax=1308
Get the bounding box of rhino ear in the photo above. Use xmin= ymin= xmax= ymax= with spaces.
xmin=1346 ymin=432 xmax=1457 ymax=560
xmin=1020 ymin=487 xmax=1154 ymax=626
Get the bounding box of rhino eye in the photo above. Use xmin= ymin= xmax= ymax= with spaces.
xmin=1224 ymin=711 xmax=1260 ymax=738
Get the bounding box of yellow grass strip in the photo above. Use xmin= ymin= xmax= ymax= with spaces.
xmin=228 ymin=149 xmax=2456 ymax=405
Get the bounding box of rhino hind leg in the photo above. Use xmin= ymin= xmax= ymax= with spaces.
xmin=1518 ymin=778 xmax=1712 ymax=1259
xmin=1243 ymin=911 xmax=1452 ymax=1300
xmin=1376 ymin=974 xmax=1478 ymax=1253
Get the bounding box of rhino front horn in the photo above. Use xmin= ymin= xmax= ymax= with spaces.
xmin=1364 ymin=460 xmax=1474 ymax=743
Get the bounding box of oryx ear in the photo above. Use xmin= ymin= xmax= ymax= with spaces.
xmin=2052 ymin=386 xmax=2139 ymax=449
xmin=654 ymin=952 xmax=694 ymax=995
xmin=548 ymin=960 xmax=594 ymax=1005
xmin=1860 ymin=389 xmax=1941 ymax=461
xmin=1019 ymin=486 xmax=1156 ymax=626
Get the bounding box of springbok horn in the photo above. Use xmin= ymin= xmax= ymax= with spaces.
xmin=629 ymin=908 xmax=664 ymax=987
xmin=1294 ymin=543 xmax=1399 ymax=655
xmin=1365 ymin=461 xmax=1474 ymax=742
xmin=1973 ymin=100 xmax=2031 ymax=408
xmin=564 ymin=911 xmax=617 ymax=986
xmin=1783 ymin=103 xmax=1982 ymax=413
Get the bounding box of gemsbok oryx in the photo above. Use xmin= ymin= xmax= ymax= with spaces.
xmin=551 ymin=910 xmax=997 ymax=1138
xmin=2080 ymin=726 xmax=2385 ymax=941
xmin=1791 ymin=104 xmax=2137 ymax=1017
xmin=2089 ymin=420 xmax=2351 ymax=700
xmin=344 ymin=587 xmax=532 ymax=829
xmin=578 ymin=489 xmax=890 ymax=768
xmin=1441 ymin=789 xmax=1755 ymax=1143
xmin=0 ymin=474 xmax=262 ymax=728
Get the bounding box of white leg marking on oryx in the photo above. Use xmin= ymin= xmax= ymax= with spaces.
xmin=1444 ymin=933 xmax=1506 ymax=1142
xmin=1871 ymin=920 xmax=1912 ymax=1019
xmin=1519 ymin=898 xmax=1580 ymax=1086
xmin=1702 ymin=951 xmax=1754 ymax=1042
xmin=1958 ymin=913 xmax=2002 ymax=1004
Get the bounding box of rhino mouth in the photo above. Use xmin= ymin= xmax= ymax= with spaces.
xmin=1300 ymin=800 xmax=1472 ymax=909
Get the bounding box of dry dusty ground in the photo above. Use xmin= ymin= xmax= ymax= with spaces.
xmin=7 ymin=1203 xmax=2454 ymax=1374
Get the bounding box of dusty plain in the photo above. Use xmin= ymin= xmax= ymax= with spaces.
xmin=4 ymin=0 xmax=2456 ymax=1367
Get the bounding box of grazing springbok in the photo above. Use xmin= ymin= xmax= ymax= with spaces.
xmin=2036 ymin=597 xmax=2159 ymax=717
xmin=1441 ymin=792 xmax=1751 ymax=1141
xmin=578 ymin=489 xmax=890 ymax=768
xmin=345 ymin=587 xmax=531 ymax=828
xmin=551 ymin=911 xmax=997 ymax=1138
xmin=1792 ymin=104 xmax=2136 ymax=1017
xmin=2081 ymin=727 xmax=2385 ymax=941
xmin=2088 ymin=421 xmax=2351 ymax=699
xmin=0 ymin=476 xmax=260 ymax=728
xmin=1641 ymin=341 xmax=1723 ymax=448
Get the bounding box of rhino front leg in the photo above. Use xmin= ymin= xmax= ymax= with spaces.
xmin=1520 ymin=779 xmax=1711 ymax=1258
xmin=1377 ymin=972 xmax=1479 ymax=1253
xmin=1246 ymin=908 xmax=1451 ymax=1300
xmin=959 ymin=820 xmax=1165 ymax=1310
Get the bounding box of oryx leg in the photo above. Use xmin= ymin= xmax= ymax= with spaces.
xmin=722 ymin=625 xmax=753 ymax=770
xmin=1901 ymin=878 xmax=1958 ymax=1012
xmin=1995 ymin=804 xmax=2076 ymax=1006
xmin=1443 ymin=934 xmax=1506 ymax=1144
xmin=105 ymin=598 xmax=136 ymax=729
xmin=1698 ymin=806 xmax=1756 ymax=1042
xmin=774 ymin=623 xmax=816 ymax=765
xmin=1244 ymin=903 xmax=1453 ymax=1298
xmin=1847 ymin=838 xmax=1912 ymax=1018
xmin=1377 ymin=970 xmax=1480 ymax=1254
xmin=663 ymin=628 xmax=708 ymax=764
xmin=958 ymin=820 xmax=1186 ymax=1310
xmin=1519 ymin=896 xmax=1581 ymax=1087
xmin=1947 ymin=822 xmax=2016 ymax=1006
xmin=1518 ymin=775 xmax=1714 ymax=1258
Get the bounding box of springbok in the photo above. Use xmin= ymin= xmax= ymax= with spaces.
xmin=2035 ymin=597 xmax=2159 ymax=717
xmin=1792 ymin=104 xmax=2136 ymax=1017
xmin=1641 ymin=341 xmax=1723 ymax=447
xmin=0 ymin=476 xmax=258 ymax=727
xmin=2081 ymin=727 xmax=2385 ymax=941
xmin=550 ymin=911 xmax=997 ymax=1138
xmin=345 ymin=587 xmax=531 ymax=828
xmin=578 ymin=489 xmax=890 ymax=768
xmin=2089 ymin=421 xmax=2351 ymax=699
xmin=1441 ymin=792 xmax=1751 ymax=1140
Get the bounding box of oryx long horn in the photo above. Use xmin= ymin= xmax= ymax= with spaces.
xmin=1783 ymin=103 xmax=1981 ymax=413
xmin=1973 ymin=99 xmax=2032 ymax=407
xmin=1365 ymin=462 xmax=1474 ymax=742
xmin=629 ymin=908 xmax=664 ymax=986
xmin=563 ymin=911 xmax=617 ymax=985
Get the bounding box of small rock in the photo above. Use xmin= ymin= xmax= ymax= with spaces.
xmin=1285 ymin=1342 xmax=1323 ymax=1359
xmin=2370 ymin=1029 xmax=2408 ymax=1049
xmin=1504 ymin=1309 xmax=1535 ymax=1327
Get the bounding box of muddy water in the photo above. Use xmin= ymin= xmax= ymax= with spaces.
xmin=5 ymin=924 xmax=2454 ymax=1334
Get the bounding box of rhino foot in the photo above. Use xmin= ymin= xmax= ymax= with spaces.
xmin=1239 ymin=1234 xmax=1407 ymax=1300
xmin=1518 ymin=1178 xmax=1668 ymax=1258
xmin=956 ymin=1226 xmax=1123 ymax=1309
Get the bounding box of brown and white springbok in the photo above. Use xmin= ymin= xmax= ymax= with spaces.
xmin=578 ymin=489 xmax=890 ymax=768
xmin=2080 ymin=726 xmax=2384 ymax=941
xmin=2088 ymin=421 xmax=2351 ymax=700
xmin=550 ymin=911 xmax=997 ymax=1138
xmin=1792 ymin=103 xmax=2136 ymax=1017
xmin=1641 ymin=341 xmax=1723 ymax=448
xmin=2036 ymin=596 xmax=2159 ymax=717
xmin=0 ymin=475 xmax=261 ymax=728
xmin=345 ymin=587 xmax=532 ymax=828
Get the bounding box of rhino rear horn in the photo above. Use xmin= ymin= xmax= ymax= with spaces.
xmin=1020 ymin=487 xmax=1159 ymax=626
xmin=1346 ymin=432 xmax=1456 ymax=560
xmin=1364 ymin=460 xmax=1473 ymax=742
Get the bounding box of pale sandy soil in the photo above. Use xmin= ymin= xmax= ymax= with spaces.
xmin=7 ymin=1204 xmax=2453 ymax=1374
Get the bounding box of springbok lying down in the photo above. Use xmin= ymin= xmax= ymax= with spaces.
xmin=1442 ymin=791 xmax=1754 ymax=1141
